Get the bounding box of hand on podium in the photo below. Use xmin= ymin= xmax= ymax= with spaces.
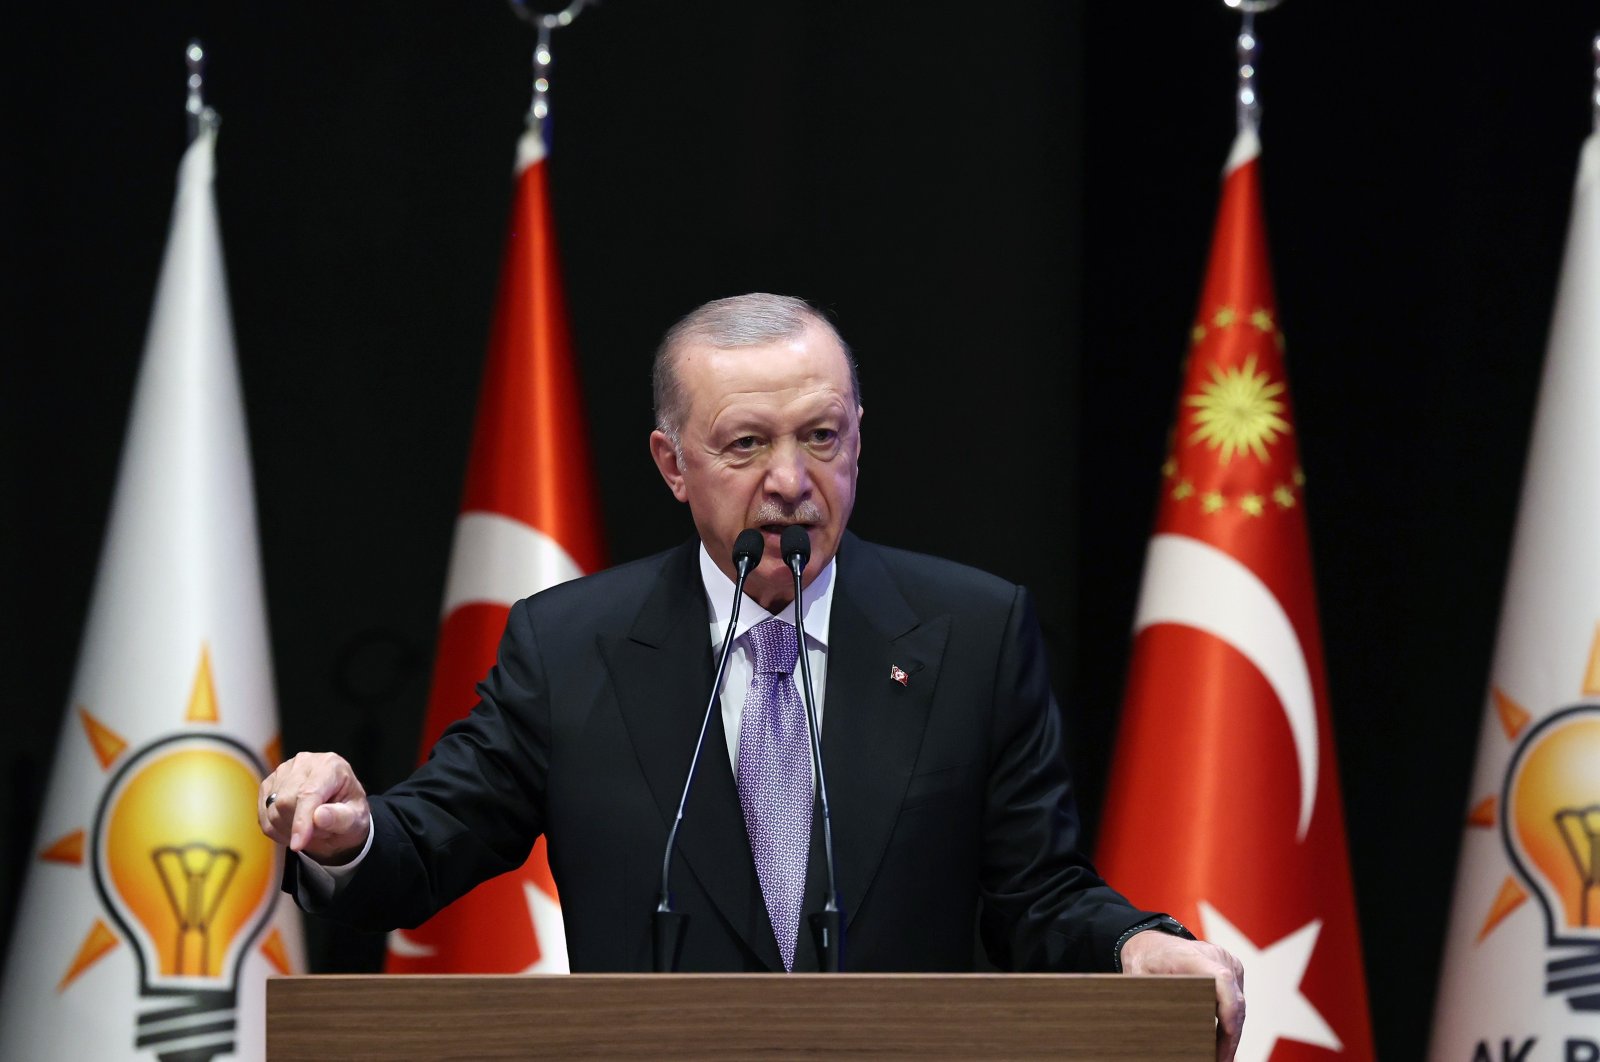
xmin=1119 ymin=930 xmax=1244 ymax=1062
xmin=258 ymin=751 xmax=372 ymax=866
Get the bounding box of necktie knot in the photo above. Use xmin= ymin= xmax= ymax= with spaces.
xmin=746 ymin=617 xmax=799 ymax=675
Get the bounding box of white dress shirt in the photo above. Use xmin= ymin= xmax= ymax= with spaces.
xmin=698 ymin=543 xmax=834 ymax=773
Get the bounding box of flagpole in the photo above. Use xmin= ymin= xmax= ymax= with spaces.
xmin=1224 ymin=0 xmax=1281 ymax=134
xmin=1592 ymin=32 xmax=1599 ymax=133
xmin=509 ymin=0 xmax=594 ymax=138
xmin=184 ymin=39 xmax=219 ymax=143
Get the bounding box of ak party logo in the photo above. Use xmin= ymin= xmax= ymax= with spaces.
xmin=38 ymin=647 xmax=288 ymax=1061
xmin=1474 ymin=632 xmax=1600 ymax=1011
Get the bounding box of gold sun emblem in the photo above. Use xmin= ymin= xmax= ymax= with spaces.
xmin=41 ymin=647 xmax=290 ymax=995
xmin=1184 ymin=353 xmax=1291 ymax=463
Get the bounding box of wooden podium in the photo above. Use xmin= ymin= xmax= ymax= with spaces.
xmin=267 ymin=973 xmax=1215 ymax=1059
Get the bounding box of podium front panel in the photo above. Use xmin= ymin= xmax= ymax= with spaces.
xmin=267 ymin=973 xmax=1215 ymax=1060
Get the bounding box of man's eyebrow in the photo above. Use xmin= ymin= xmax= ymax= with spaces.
xmin=709 ymin=412 xmax=768 ymax=434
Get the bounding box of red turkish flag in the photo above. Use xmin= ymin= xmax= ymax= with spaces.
xmin=1096 ymin=130 xmax=1373 ymax=1061
xmin=385 ymin=127 xmax=605 ymax=974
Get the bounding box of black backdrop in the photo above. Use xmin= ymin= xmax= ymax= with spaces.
xmin=4 ymin=2 xmax=1596 ymax=1056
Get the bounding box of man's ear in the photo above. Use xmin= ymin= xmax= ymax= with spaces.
xmin=649 ymin=430 xmax=689 ymax=502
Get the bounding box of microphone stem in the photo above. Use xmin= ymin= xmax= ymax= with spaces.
xmin=790 ymin=557 xmax=841 ymax=917
xmin=658 ymin=559 xmax=749 ymax=911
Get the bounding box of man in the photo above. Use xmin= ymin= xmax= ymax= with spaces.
xmin=261 ymin=294 xmax=1244 ymax=1055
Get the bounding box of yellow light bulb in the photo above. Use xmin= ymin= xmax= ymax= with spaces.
xmin=1508 ymin=711 xmax=1600 ymax=935
xmin=1503 ymin=705 xmax=1600 ymax=1012
xmin=92 ymin=733 xmax=278 ymax=1059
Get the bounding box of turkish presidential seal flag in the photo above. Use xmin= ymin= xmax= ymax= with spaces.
xmin=1096 ymin=128 xmax=1374 ymax=1062
xmin=384 ymin=126 xmax=605 ymax=975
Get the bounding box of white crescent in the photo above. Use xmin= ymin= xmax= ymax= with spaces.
xmin=440 ymin=510 xmax=585 ymax=616
xmin=1132 ymin=533 xmax=1319 ymax=840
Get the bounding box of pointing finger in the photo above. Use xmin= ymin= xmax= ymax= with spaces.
xmin=289 ymin=786 xmax=322 ymax=852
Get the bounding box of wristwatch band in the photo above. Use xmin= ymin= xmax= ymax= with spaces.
xmin=1111 ymin=914 xmax=1194 ymax=972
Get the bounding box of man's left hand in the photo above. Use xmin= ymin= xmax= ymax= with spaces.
xmin=1120 ymin=929 xmax=1245 ymax=1062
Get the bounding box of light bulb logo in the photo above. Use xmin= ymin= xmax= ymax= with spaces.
xmin=90 ymin=732 xmax=278 ymax=1057
xmin=1502 ymin=704 xmax=1600 ymax=1010
xmin=34 ymin=647 xmax=292 ymax=1061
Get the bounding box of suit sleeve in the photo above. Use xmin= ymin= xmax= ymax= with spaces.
xmin=283 ymin=597 xmax=551 ymax=931
xmin=976 ymin=586 xmax=1164 ymax=972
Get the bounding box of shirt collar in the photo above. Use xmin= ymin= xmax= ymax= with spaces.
xmin=699 ymin=541 xmax=835 ymax=648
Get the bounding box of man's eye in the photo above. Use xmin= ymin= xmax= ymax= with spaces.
xmin=810 ymin=429 xmax=838 ymax=445
xmin=731 ymin=436 xmax=758 ymax=450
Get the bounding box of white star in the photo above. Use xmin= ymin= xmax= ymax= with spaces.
xmin=1199 ymin=901 xmax=1341 ymax=1062
xmin=521 ymin=880 xmax=569 ymax=973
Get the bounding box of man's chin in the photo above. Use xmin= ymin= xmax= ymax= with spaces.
xmin=741 ymin=555 xmax=819 ymax=611
xmin=741 ymin=566 xmax=793 ymax=614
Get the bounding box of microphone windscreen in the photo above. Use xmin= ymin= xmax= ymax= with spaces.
xmin=781 ymin=524 xmax=811 ymax=566
xmin=732 ymin=528 xmax=764 ymax=570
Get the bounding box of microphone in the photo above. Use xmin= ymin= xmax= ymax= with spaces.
xmin=780 ymin=525 xmax=846 ymax=972
xmin=653 ymin=529 xmax=764 ymax=972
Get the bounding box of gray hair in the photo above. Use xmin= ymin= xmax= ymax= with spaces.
xmin=652 ymin=293 xmax=861 ymax=444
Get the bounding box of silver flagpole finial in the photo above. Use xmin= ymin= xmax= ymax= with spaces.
xmin=532 ymin=23 xmax=554 ymax=128
xmin=1223 ymin=0 xmax=1283 ymax=134
xmin=185 ymin=39 xmax=219 ymax=141
xmin=509 ymin=0 xmax=595 ymax=135
xmin=1592 ymin=33 xmax=1599 ymax=134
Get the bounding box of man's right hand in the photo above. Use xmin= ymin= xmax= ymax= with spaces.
xmin=258 ymin=752 xmax=371 ymax=865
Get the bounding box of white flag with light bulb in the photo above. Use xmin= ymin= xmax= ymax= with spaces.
xmin=0 ymin=122 xmax=305 ymax=1062
xmin=1429 ymin=134 xmax=1600 ymax=1058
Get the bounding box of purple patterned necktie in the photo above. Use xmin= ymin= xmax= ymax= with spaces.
xmin=736 ymin=616 xmax=814 ymax=971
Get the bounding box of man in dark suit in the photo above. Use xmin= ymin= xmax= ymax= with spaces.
xmin=260 ymin=294 xmax=1244 ymax=1054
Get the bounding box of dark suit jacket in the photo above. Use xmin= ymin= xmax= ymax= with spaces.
xmin=289 ymin=533 xmax=1159 ymax=972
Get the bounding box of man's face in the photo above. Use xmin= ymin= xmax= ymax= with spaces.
xmin=649 ymin=322 xmax=862 ymax=611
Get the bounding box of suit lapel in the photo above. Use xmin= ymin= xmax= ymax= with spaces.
xmin=601 ymin=541 xmax=782 ymax=971
xmin=805 ymin=534 xmax=949 ymax=945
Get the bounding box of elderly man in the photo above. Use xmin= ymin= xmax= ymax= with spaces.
xmin=261 ymin=293 xmax=1244 ymax=1056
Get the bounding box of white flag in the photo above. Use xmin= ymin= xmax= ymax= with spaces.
xmin=1430 ymin=134 xmax=1600 ymax=1059
xmin=0 ymin=124 xmax=304 ymax=1062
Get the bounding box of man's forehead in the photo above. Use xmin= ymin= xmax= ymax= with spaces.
xmin=679 ymin=330 xmax=852 ymax=395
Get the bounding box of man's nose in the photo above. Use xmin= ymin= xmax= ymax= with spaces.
xmin=763 ymin=439 xmax=811 ymax=499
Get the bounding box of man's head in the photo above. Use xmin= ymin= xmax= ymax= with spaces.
xmin=649 ymin=293 xmax=863 ymax=611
